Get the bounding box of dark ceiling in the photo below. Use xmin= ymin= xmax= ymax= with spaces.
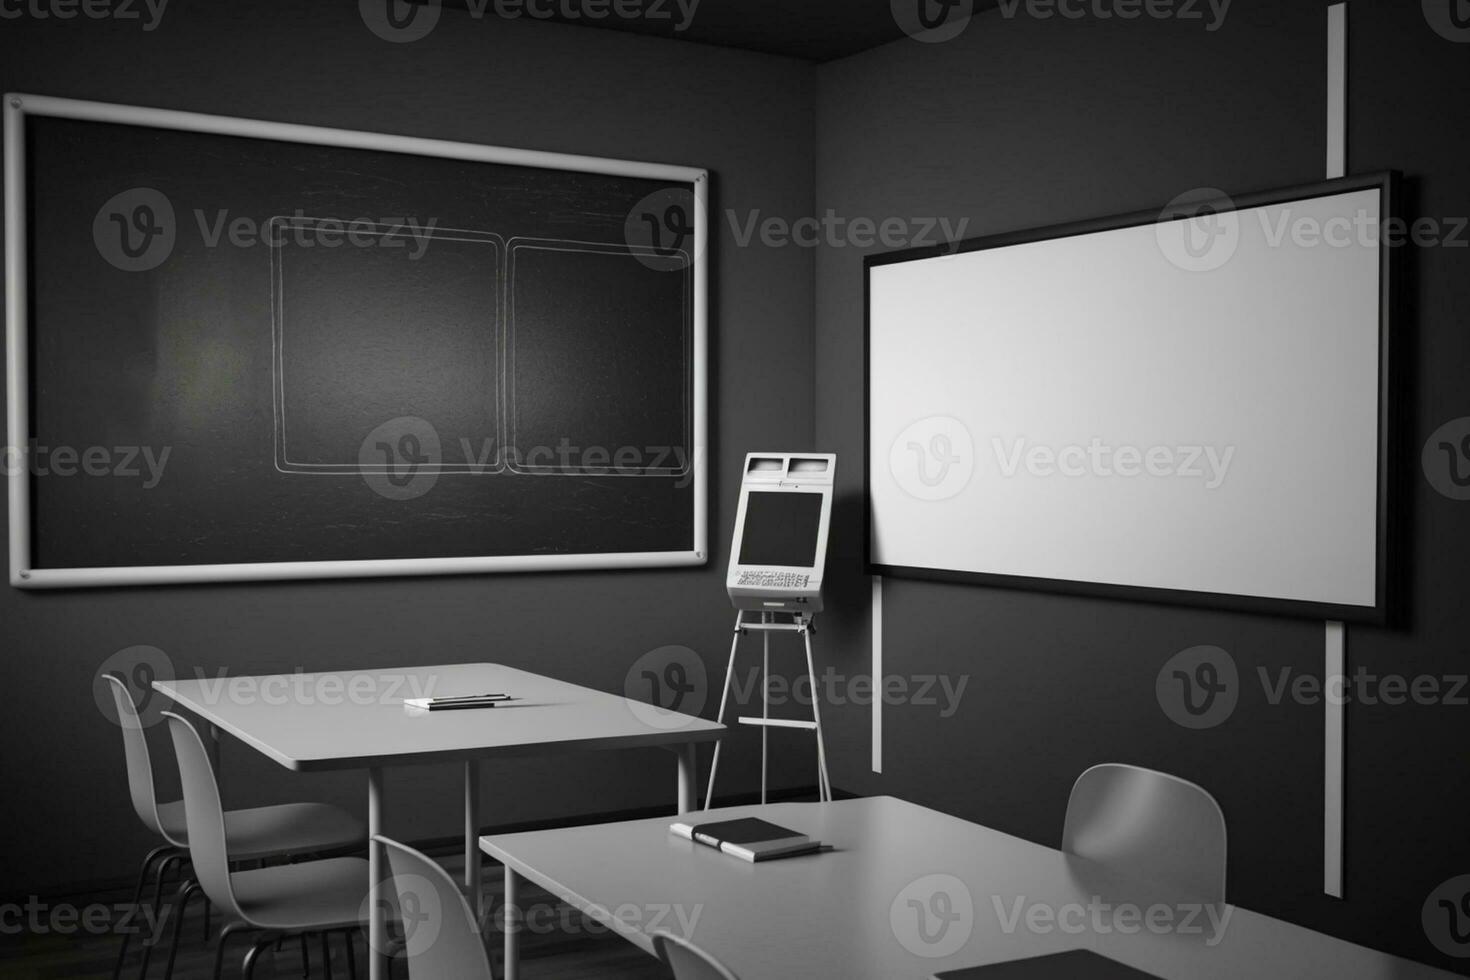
xmin=422 ymin=0 xmax=990 ymax=62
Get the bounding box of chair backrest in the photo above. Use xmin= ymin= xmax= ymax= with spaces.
xmin=1062 ymin=764 xmax=1227 ymax=906
xmin=103 ymin=672 xmax=179 ymax=844
xmin=163 ymin=711 xmax=244 ymax=919
xmin=376 ymin=835 xmax=494 ymax=980
xmin=653 ymin=931 xmax=740 ymax=980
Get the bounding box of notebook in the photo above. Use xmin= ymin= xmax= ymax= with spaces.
xmin=935 ymin=951 xmax=1164 ymax=978
xmin=669 ymin=817 xmax=822 ymax=862
xmin=403 ymin=693 xmax=514 ymax=711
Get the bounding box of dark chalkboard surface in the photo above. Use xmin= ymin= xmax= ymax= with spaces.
xmin=7 ymin=96 xmax=706 ymax=586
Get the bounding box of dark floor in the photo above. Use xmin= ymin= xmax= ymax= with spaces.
xmin=0 ymin=854 xmax=671 ymax=980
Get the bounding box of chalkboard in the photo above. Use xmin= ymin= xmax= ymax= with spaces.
xmin=4 ymin=95 xmax=707 ymax=587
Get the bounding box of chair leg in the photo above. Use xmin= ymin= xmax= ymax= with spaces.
xmin=321 ymin=932 xmax=333 ymax=979
xmin=342 ymin=930 xmax=357 ymax=980
xmin=202 ymin=896 xmax=211 ymax=942
xmin=136 ymin=854 xmax=185 ymax=979
xmin=242 ymin=934 xmax=277 ymax=980
xmin=113 ymin=845 xmax=176 ymax=980
xmin=213 ymin=923 xmax=247 ymax=980
xmin=159 ymin=879 xmax=199 ymax=980
xmin=300 ymin=932 xmax=310 ymax=977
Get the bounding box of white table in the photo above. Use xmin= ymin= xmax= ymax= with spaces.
xmin=480 ymin=796 xmax=1455 ymax=980
xmin=154 ymin=662 xmax=724 ymax=980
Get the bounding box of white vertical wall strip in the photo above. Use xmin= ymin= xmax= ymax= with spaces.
xmin=1326 ymin=4 xmax=1348 ymax=181
xmin=1324 ymin=1 xmax=1349 ymax=901
xmin=1325 ymin=620 xmax=1347 ymax=898
xmin=872 ymin=575 xmax=884 ymax=773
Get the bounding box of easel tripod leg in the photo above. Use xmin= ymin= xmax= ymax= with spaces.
xmin=703 ymin=613 xmax=744 ymax=810
xmin=803 ymin=627 xmax=832 ymax=802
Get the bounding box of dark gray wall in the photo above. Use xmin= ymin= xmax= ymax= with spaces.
xmin=814 ymin=2 xmax=1470 ymax=973
xmin=0 ymin=1 xmax=815 ymax=895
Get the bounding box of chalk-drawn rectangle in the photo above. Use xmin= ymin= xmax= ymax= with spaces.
xmin=272 ymin=218 xmax=504 ymax=475
xmin=506 ymin=239 xmax=690 ymax=477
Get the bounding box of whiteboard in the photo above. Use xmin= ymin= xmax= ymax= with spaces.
xmin=867 ymin=177 xmax=1393 ymax=621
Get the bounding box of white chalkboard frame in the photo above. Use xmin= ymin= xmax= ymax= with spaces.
xmin=4 ymin=93 xmax=708 ymax=588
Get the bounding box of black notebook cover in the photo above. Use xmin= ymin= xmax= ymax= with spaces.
xmin=936 ymin=950 xmax=1164 ymax=979
xmin=689 ymin=818 xmax=806 ymax=846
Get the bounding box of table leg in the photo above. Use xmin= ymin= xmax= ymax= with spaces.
xmin=503 ymin=866 xmax=519 ymax=980
xmin=465 ymin=760 xmax=483 ymax=925
xmin=368 ymin=767 xmax=386 ymax=980
xmin=676 ymin=743 xmax=697 ymax=814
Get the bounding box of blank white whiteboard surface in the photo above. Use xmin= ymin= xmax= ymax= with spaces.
xmin=868 ymin=179 xmax=1391 ymax=620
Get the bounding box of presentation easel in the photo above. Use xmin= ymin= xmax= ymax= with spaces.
xmin=704 ymin=608 xmax=832 ymax=807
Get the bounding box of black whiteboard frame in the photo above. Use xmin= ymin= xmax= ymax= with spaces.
xmin=4 ymin=93 xmax=709 ymax=588
xmin=863 ymin=172 xmax=1398 ymax=625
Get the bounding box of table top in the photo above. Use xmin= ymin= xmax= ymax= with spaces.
xmin=154 ymin=663 xmax=723 ymax=772
xmin=480 ymin=796 xmax=1455 ymax=980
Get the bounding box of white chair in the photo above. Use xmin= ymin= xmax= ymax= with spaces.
xmin=103 ymin=674 xmax=365 ymax=978
xmin=653 ymin=931 xmax=740 ymax=980
xmin=377 ymin=835 xmax=495 ymax=980
xmin=1061 ymin=763 xmax=1227 ymax=906
xmin=162 ymin=710 xmax=370 ymax=979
